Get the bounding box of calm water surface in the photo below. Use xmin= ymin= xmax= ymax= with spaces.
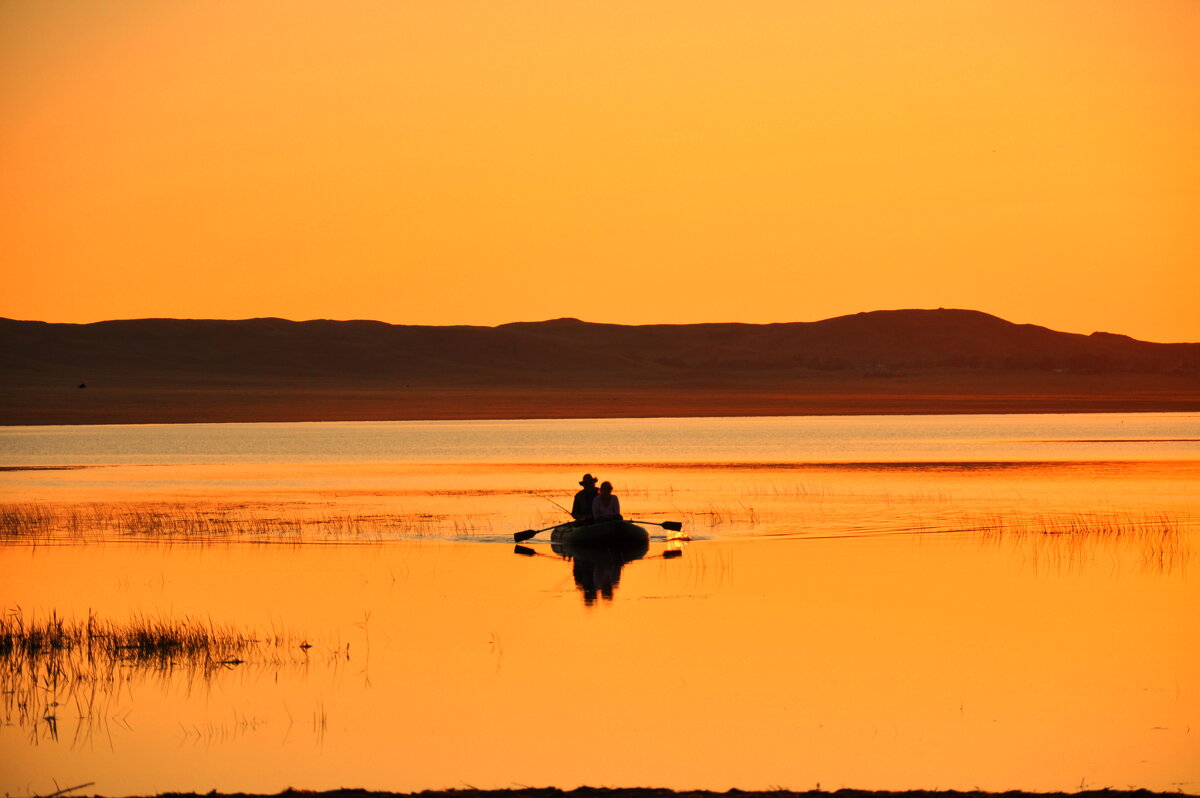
xmin=1 ymin=413 xmax=1198 ymax=795
xmin=3 ymin=412 xmax=1199 ymax=465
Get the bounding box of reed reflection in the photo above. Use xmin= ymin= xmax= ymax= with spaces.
xmin=0 ymin=610 xmax=309 ymax=743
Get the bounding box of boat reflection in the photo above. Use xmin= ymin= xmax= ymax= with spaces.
xmin=553 ymin=538 xmax=648 ymax=605
xmin=515 ymin=538 xmax=681 ymax=605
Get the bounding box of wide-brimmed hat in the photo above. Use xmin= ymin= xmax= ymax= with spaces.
xmin=579 ymin=473 xmax=598 ymax=486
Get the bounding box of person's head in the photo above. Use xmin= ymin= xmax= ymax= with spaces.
xmin=599 ymin=480 xmax=613 ymax=495
xmin=579 ymin=473 xmax=598 ymax=488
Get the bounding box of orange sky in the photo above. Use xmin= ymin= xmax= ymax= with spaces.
xmin=2 ymin=1 xmax=1198 ymax=342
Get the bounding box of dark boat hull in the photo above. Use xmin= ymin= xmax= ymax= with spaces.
xmin=549 ymin=519 xmax=650 ymax=547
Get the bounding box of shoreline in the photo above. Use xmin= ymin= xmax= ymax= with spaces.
xmin=3 ymin=404 xmax=1199 ymax=429
xmin=3 ymin=378 xmax=1199 ymax=427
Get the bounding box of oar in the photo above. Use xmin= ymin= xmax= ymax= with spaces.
xmin=628 ymin=520 xmax=683 ymax=533
xmin=514 ymin=522 xmax=563 ymax=543
xmin=516 ymin=543 xmax=682 ymax=561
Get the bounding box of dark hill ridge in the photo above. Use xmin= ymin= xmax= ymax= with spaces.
xmin=2 ymin=309 xmax=1198 ymax=424
xmin=503 ymin=310 xmax=1200 ymax=373
xmin=3 ymin=309 xmax=1198 ymax=384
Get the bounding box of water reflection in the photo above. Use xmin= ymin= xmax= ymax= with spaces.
xmin=3 ymin=533 xmax=1197 ymax=794
xmin=556 ymin=539 xmax=649 ymax=605
xmin=4 ymin=413 xmax=1198 ymax=466
xmin=515 ymin=538 xmax=684 ymax=605
xmin=3 ymin=414 xmax=1199 ymax=794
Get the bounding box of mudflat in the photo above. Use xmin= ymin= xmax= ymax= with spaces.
xmin=3 ymin=371 xmax=1199 ymax=425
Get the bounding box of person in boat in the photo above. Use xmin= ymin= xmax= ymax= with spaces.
xmin=571 ymin=473 xmax=599 ymax=523
xmin=591 ymin=480 xmax=622 ymax=522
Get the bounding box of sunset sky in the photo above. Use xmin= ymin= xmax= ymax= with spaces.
xmin=3 ymin=1 xmax=1197 ymax=342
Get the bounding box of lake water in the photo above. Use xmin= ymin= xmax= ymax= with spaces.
xmin=1 ymin=413 xmax=1198 ymax=795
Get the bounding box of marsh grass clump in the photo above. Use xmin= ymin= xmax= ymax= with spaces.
xmin=1 ymin=608 xmax=299 ymax=740
xmin=0 ymin=503 xmax=60 ymax=537
xmin=973 ymin=511 xmax=1191 ymax=571
xmin=0 ymin=502 xmax=259 ymax=541
xmin=0 ymin=609 xmax=280 ymax=667
xmin=0 ymin=502 xmax=489 ymax=542
xmin=679 ymin=502 xmax=763 ymax=531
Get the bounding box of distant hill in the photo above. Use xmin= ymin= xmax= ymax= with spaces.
xmin=2 ymin=309 xmax=1198 ymax=424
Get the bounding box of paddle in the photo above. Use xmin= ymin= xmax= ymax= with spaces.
xmin=515 ymin=543 xmax=682 ymax=561
xmin=627 ymin=519 xmax=683 ymax=532
xmin=514 ymin=523 xmax=562 ymax=543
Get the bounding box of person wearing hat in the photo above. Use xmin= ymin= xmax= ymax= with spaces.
xmin=571 ymin=473 xmax=599 ymax=523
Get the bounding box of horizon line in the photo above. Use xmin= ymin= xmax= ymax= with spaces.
xmin=4 ymin=307 xmax=1198 ymax=345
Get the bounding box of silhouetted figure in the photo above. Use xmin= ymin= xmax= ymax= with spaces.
xmin=591 ymin=480 xmax=622 ymax=521
xmin=571 ymin=473 xmax=599 ymax=523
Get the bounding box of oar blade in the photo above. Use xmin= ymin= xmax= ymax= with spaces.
xmin=514 ymin=545 xmax=536 ymax=557
xmin=514 ymin=529 xmax=538 ymax=542
xmin=661 ymin=521 xmax=683 ymax=532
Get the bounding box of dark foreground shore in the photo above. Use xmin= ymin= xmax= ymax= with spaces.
xmin=84 ymin=789 xmax=1199 ymax=798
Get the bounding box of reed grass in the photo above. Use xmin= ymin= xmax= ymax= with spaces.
xmin=0 ymin=609 xmax=284 ymax=666
xmin=683 ymin=502 xmax=762 ymax=529
xmin=970 ymin=511 xmax=1191 ymax=571
xmin=0 ymin=502 xmax=494 ymax=542
xmin=1 ymin=608 xmax=302 ymax=741
xmin=0 ymin=503 xmax=59 ymax=536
